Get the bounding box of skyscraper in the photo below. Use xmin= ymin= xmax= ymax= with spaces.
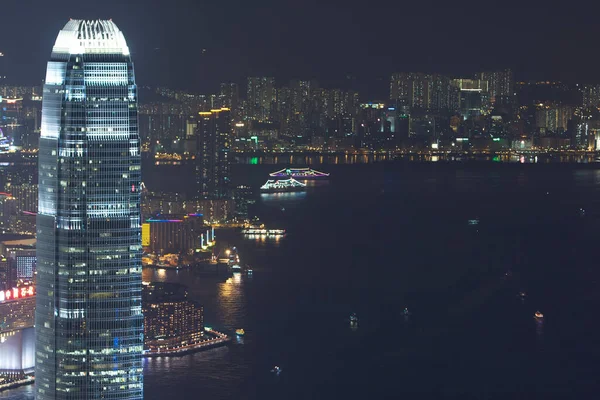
xmin=247 ymin=77 xmax=275 ymax=121
xmin=196 ymin=108 xmax=232 ymax=199
xmin=476 ymin=69 xmax=513 ymax=105
xmin=36 ymin=20 xmax=143 ymax=399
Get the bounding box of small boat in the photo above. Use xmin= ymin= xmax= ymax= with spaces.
xmin=534 ymin=311 xmax=544 ymax=319
xmin=402 ymin=308 xmax=411 ymax=317
xmin=235 ymin=329 xmax=245 ymax=336
xmin=349 ymin=313 xmax=358 ymax=323
xmin=271 ymin=366 xmax=282 ymax=375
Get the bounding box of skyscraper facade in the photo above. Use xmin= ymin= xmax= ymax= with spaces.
xmin=247 ymin=77 xmax=275 ymax=121
xmin=476 ymin=69 xmax=513 ymax=105
xmin=196 ymin=108 xmax=232 ymax=199
xmin=36 ymin=20 xmax=143 ymax=399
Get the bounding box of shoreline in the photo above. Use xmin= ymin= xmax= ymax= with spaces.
xmin=143 ymin=330 xmax=232 ymax=358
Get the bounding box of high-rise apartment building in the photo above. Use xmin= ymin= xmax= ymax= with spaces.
xmin=36 ymin=20 xmax=143 ymax=399
xmin=476 ymin=69 xmax=513 ymax=105
xmin=390 ymin=72 xmax=432 ymax=109
xmin=247 ymin=77 xmax=275 ymax=121
xmin=582 ymin=84 xmax=600 ymax=110
xmin=196 ymin=108 xmax=232 ymax=199
xmin=451 ymin=79 xmax=490 ymax=118
xmin=219 ymin=83 xmax=239 ymax=115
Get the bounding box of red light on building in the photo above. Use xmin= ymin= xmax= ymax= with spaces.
xmin=0 ymin=286 xmax=35 ymax=303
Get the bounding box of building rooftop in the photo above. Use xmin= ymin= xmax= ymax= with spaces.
xmin=52 ymin=19 xmax=130 ymax=56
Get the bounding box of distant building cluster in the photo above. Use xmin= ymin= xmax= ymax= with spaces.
xmin=124 ymin=70 xmax=600 ymax=153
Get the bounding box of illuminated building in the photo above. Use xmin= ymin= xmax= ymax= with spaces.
xmin=219 ymin=82 xmax=239 ymax=117
xmin=0 ymin=328 xmax=35 ymax=380
xmin=5 ymin=183 xmax=38 ymax=213
xmin=0 ymin=192 xmax=15 ymax=228
xmin=247 ymin=77 xmax=275 ymax=121
xmin=196 ymin=108 xmax=232 ymax=200
xmin=582 ymin=84 xmax=600 ymax=110
xmin=0 ymin=286 xmax=36 ymax=383
xmin=451 ymin=79 xmax=490 ymax=119
xmin=142 ymin=282 xmax=204 ymax=352
xmin=36 ymin=20 xmax=143 ymax=399
xmin=535 ymin=104 xmax=573 ymax=135
xmin=0 ymin=286 xmax=36 ymax=331
xmin=476 ymin=69 xmax=513 ymax=105
xmin=0 ymin=256 xmax=8 ymax=290
xmin=390 ymin=72 xmax=432 ymax=109
xmin=145 ymin=213 xmax=207 ymax=253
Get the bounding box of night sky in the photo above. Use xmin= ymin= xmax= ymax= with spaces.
xmin=0 ymin=0 xmax=598 ymax=97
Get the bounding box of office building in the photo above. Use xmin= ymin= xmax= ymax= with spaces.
xmin=36 ymin=20 xmax=143 ymax=399
xmin=144 ymin=213 xmax=206 ymax=254
xmin=196 ymin=108 xmax=232 ymax=199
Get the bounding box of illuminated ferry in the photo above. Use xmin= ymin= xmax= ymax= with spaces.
xmin=269 ymin=167 xmax=330 ymax=179
xmin=241 ymin=225 xmax=286 ymax=236
xmin=260 ymin=178 xmax=306 ymax=193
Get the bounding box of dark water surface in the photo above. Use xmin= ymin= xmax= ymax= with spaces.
xmin=5 ymin=162 xmax=600 ymax=399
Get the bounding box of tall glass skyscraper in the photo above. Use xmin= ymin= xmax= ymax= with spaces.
xmin=196 ymin=108 xmax=231 ymax=199
xmin=36 ymin=20 xmax=143 ymax=399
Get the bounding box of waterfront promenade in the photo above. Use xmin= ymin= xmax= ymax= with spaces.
xmin=144 ymin=330 xmax=231 ymax=357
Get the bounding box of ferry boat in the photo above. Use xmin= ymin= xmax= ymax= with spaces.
xmin=260 ymin=178 xmax=306 ymax=193
xmin=241 ymin=225 xmax=286 ymax=236
xmin=269 ymin=167 xmax=329 ymax=179
xmin=235 ymin=329 xmax=245 ymax=336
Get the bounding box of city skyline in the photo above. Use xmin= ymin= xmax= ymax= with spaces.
xmin=1 ymin=2 xmax=600 ymax=96
xmin=35 ymin=20 xmax=143 ymax=399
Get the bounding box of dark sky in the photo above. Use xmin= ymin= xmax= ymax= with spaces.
xmin=0 ymin=0 xmax=598 ymax=98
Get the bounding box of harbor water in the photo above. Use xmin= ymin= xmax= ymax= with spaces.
xmin=4 ymin=161 xmax=600 ymax=399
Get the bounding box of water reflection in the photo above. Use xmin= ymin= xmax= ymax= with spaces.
xmin=238 ymin=153 xmax=600 ymax=164
xmin=260 ymin=192 xmax=307 ymax=201
xmin=217 ymin=272 xmax=246 ymax=330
